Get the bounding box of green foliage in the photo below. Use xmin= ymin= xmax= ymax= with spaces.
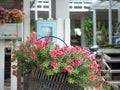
xmin=97 ymin=22 xmax=108 ymax=46
xmin=83 ymin=16 xmax=109 ymax=47
xmin=83 ymin=15 xmax=93 ymax=47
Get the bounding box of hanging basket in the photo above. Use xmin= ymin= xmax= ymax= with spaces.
xmin=29 ymin=68 xmax=83 ymax=90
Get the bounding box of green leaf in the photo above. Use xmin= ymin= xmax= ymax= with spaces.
xmin=68 ymin=78 xmax=75 ymax=84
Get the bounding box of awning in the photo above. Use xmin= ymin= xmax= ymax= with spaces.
xmin=90 ymin=1 xmax=120 ymax=10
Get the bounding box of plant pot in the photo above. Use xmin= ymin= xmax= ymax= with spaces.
xmin=0 ymin=23 xmax=22 ymax=39
xmin=28 ymin=68 xmax=83 ymax=90
xmin=96 ymin=31 xmax=105 ymax=46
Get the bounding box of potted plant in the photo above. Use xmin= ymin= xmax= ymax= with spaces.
xmin=11 ymin=32 xmax=114 ymax=90
xmin=0 ymin=6 xmax=24 ymax=24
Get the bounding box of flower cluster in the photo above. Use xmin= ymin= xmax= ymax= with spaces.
xmin=0 ymin=6 xmax=25 ymax=24
xmin=11 ymin=32 xmax=111 ymax=89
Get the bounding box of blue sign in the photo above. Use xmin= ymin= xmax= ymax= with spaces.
xmin=36 ymin=19 xmax=57 ymax=42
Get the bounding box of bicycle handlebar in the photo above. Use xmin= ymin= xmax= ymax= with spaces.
xmin=90 ymin=45 xmax=112 ymax=73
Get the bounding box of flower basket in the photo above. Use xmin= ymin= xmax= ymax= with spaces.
xmin=29 ymin=68 xmax=82 ymax=90
xmin=11 ymin=32 xmax=114 ymax=90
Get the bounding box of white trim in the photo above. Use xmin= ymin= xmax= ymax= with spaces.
xmin=30 ymin=0 xmax=98 ymax=12
xmin=93 ymin=9 xmax=97 ymax=45
xmin=0 ymin=40 xmax=5 ymax=90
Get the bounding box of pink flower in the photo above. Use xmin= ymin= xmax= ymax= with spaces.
xmin=75 ymin=59 xmax=82 ymax=65
xmin=71 ymin=60 xmax=75 ymax=66
xmin=91 ymin=54 xmax=96 ymax=60
xmin=101 ymin=78 xmax=105 ymax=84
xmin=37 ymin=40 xmax=45 ymax=49
xmin=93 ymin=61 xmax=98 ymax=68
xmin=95 ymin=83 xmax=102 ymax=89
xmin=50 ymin=50 xmax=57 ymax=57
xmin=89 ymin=64 xmax=93 ymax=69
xmin=63 ymin=46 xmax=70 ymax=51
xmin=90 ymin=75 xmax=95 ymax=82
xmin=29 ymin=53 xmax=35 ymax=60
xmin=55 ymin=44 xmax=60 ymax=50
xmin=75 ymin=46 xmax=82 ymax=51
xmin=23 ymin=47 xmax=28 ymax=53
xmin=62 ymin=69 xmax=67 ymax=73
xmin=29 ymin=39 xmax=34 ymax=45
xmin=84 ymin=51 xmax=90 ymax=57
xmin=66 ymin=65 xmax=73 ymax=72
xmin=57 ymin=51 xmax=65 ymax=57
xmin=71 ymin=47 xmax=77 ymax=54
xmin=39 ymin=43 xmax=45 ymax=49
xmin=30 ymin=32 xmax=36 ymax=40
xmin=51 ymin=60 xmax=57 ymax=67
xmin=89 ymin=64 xmax=93 ymax=72
xmin=87 ymin=54 xmax=96 ymax=62
xmin=37 ymin=40 xmax=42 ymax=45
xmin=97 ymin=69 xmax=101 ymax=76
xmin=45 ymin=36 xmax=50 ymax=43
xmin=31 ymin=45 xmax=36 ymax=52
xmin=87 ymin=56 xmax=93 ymax=62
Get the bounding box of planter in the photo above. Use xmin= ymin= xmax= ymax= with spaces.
xmin=0 ymin=23 xmax=23 ymax=39
xmin=28 ymin=68 xmax=83 ymax=90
